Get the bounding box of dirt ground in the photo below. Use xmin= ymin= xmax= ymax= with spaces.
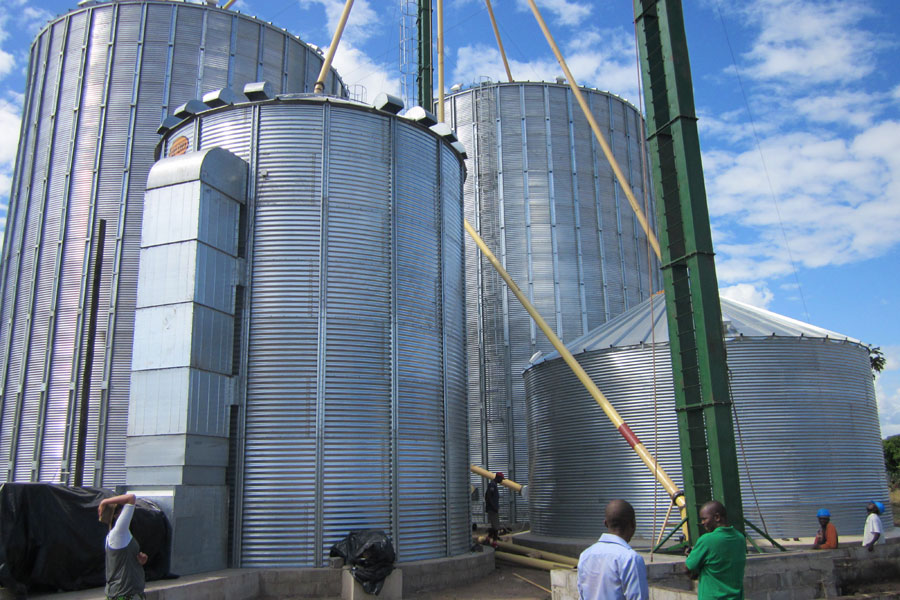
xmin=412 ymin=563 xmax=552 ymax=600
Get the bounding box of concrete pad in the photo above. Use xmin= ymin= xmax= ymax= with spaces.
xmin=341 ymin=567 xmax=401 ymax=600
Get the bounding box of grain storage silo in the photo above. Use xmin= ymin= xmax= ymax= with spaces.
xmin=443 ymin=82 xmax=662 ymax=522
xmin=0 ymin=0 xmax=345 ymax=488
xmin=145 ymin=93 xmax=469 ymax=567
xmin=524 ymin=294 xmax=892 ymax=541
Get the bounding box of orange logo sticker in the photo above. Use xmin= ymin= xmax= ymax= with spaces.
xmin=169 ymin=136 xmax=190 ymax=156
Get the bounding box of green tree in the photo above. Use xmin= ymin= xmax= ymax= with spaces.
xmin=871 ymin=347 xmax=886 ymax=378
xmin=884 ymin=435 xmax=900 ymax=486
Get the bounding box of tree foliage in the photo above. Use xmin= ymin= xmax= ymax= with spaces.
xmin=870 ymin=347 xmax=886 ymax=378
xmin=884 ymin=435 xmax=900 ymax=486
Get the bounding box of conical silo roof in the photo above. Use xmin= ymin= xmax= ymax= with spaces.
xmin=532 ymin=292 xmax=862 ymax=365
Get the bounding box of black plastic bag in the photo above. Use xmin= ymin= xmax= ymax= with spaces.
xmin=329 ymin=529 xmax=396 ymax=595
xmin=0 ymin=483 xmax=173 ymax=595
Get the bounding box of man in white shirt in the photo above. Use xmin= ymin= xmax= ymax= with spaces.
xmin=862 ymin=501 xmax=884 ymax=552
xmin=577 ymin=499 xmax=649 ymax=600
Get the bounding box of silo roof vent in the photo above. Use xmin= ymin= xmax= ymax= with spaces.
xmin=243 ymin=81 xmax=274 ymax=101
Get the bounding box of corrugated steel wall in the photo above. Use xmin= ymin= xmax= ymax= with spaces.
xmin=0 ymin=0 xmax=345 ymax=487
xmin=524 ymin=338 xmax=892 ymax=539
xmin=444 ymin=83 xmax=662 ymax=522
xmin=162 ymin=98 xmax=469 ymax=566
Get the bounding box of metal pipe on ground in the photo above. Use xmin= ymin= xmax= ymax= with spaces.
xmin=495 ymin=551 xmax=573 ymax=571
xmin=492 ymin=539 xmax=579 ymax=567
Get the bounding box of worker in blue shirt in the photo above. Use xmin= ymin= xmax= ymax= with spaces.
xmin=577 ymin=499 xmax=649 ymax=600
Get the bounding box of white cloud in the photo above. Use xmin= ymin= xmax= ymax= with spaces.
xmin=893 ymin=85 xmax=900 ymax=103
xmin=299 ymin=0 xmax=380 ymax=46
xmin=719 ymin=282 xmax=774 ymax=308
xmin=738 ymin=0 xmax=880 ymax=87
xmin=792 ymin=91 xmax=879 ymax=129
xmin=513 ymin=0 xmax=591 ymax=28
xmin=451 ymin=27 xmax=640 ymax=102
xmin=704 ymin=121 xmax=900 ymax=283
xmin=876 ymin=371 xmax=900 ymax=438
xmin=331 ymin=41 xmax=401 ymax=102
xmin=20 ymin=6 xmax=53 ymax=34
xmin=880 ymin=345 xmax=900 ymax=373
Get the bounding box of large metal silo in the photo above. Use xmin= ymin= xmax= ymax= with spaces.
xmin=0 ymin=0 xmax=346 ymax=487
xmin=443 ymin=82 xmax=662 ymax=522
xmin=158 ymin=95 xmax=469 ymax=566
xmin=524 ymin=295 xmax=892 ymax=540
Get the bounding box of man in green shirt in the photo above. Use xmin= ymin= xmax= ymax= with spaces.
xmin=684 ymin=500 xmax=747 ymax=599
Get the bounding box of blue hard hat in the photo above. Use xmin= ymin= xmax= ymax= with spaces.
xmin=872 ymin=500 xmax=885 ymax=514
xmin=816 ymin=509 xmax=830 ymax=518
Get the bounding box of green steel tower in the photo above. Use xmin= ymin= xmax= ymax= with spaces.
xmin=633 ymin=0 xmax=744 ymax=543
xmin=417 ymin=0 xmax=433 ymax=108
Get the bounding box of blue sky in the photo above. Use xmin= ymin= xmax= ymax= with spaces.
xmin=4 ymin=0 xmax=899 ymax=435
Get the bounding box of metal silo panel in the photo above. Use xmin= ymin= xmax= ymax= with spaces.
xmin=525 ymin=337 xmax=891 ymax=539
xmin=239 ymin=104 xmax=322 ymax=567
xmin=0 ymin=1 xmax=345 ymax=487
xmin=169 ymin=6 xmax=202 ymax=107
xmin=394 ymin=122 xmax=446 ymax=559
xmin=200 ymin=11 xmax=231 ymax=91
xmin=441 ymin=141 xmax=470 ymax=555
xmin=320 ymin=107 xmax=394 ymax=560
xmin=446 ymin=83 xmax=661 ymax=522
xmin=162 ymin=98 xmax=468 ymax=565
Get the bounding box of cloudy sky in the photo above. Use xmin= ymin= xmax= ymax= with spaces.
xmin=4 ymin=0 xmax=900 ymax=435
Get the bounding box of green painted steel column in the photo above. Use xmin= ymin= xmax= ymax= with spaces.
xmin=633 ymin=0 xmax=743 ymax=543
xmin=417 ymin=0 xmax=433 ymax=108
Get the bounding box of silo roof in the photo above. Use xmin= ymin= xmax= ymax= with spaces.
xmin=531 ymin=292 xmax=863 ymax=365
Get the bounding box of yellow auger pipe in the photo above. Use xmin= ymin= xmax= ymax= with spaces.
xmin=495 ymin=551 xmax=573 ymax=571
xmin=525 ymin=0 xmax=661 ymax=261
xmin=221 ymin=0 xmax=237 ymax=9
xmin=470 ymin=464 xmax=523 ymax=493
xmin=314 ymin=0 xmax=354 ymax=94
xmin=437 ymin=0 xmax=445 ymax=121
xmin=464 ymin=218 xmax=683 ymax=517
xmin=492 ymin=539 xmax=578 ymax=567
xmin=485 ymin=0 xmax=513 ymax=82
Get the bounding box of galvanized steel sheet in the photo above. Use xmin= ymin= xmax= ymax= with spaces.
xmin=524 ymin=296 xmax=892 ymax=540
xmin=161 ymin=97 xmax=469 ymax=566
xmin=444 ymin=82 xmax=662 ymax=523
xmin=0 ymin=0 xmax=345 ymax=487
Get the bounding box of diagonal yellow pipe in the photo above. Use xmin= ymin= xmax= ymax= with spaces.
xmin=314 ymin=0 xmax=355 ymax=94
xmin=525 ymin=0 xmax=661 ymax=260
xmin=485 ymin=0 xmax=513 ymax=82
xmin=464 ymin=218 xmax=683 ymax=516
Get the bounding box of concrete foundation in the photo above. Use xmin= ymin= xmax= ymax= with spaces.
xmin=341 ymin=568 xmax=402 ymax=599
xmin=28 ymin=549 xmax=493 ymax=600
xmin=549 ymin=532 xmax=900 ymax=600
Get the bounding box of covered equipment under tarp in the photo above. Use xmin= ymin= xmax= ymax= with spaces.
xmin=0 ymin=483 xmax=172 ymax=595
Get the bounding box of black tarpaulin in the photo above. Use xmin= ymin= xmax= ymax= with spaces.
xmin=330 ymin=529 xmax=396 ymax=595
xmin=0 ymin=483 xmax=172 ymax=595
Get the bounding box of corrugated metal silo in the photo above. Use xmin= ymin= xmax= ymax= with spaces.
xmin=443 ymin=82 xmax=662 ymax=522
xmin=158 ymin=95 xmax=470 ymax=566
xmin=524 ymin=295 xmax=892 ymax=540
xmin=0 ymin=0 xmax=346 ymax=487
